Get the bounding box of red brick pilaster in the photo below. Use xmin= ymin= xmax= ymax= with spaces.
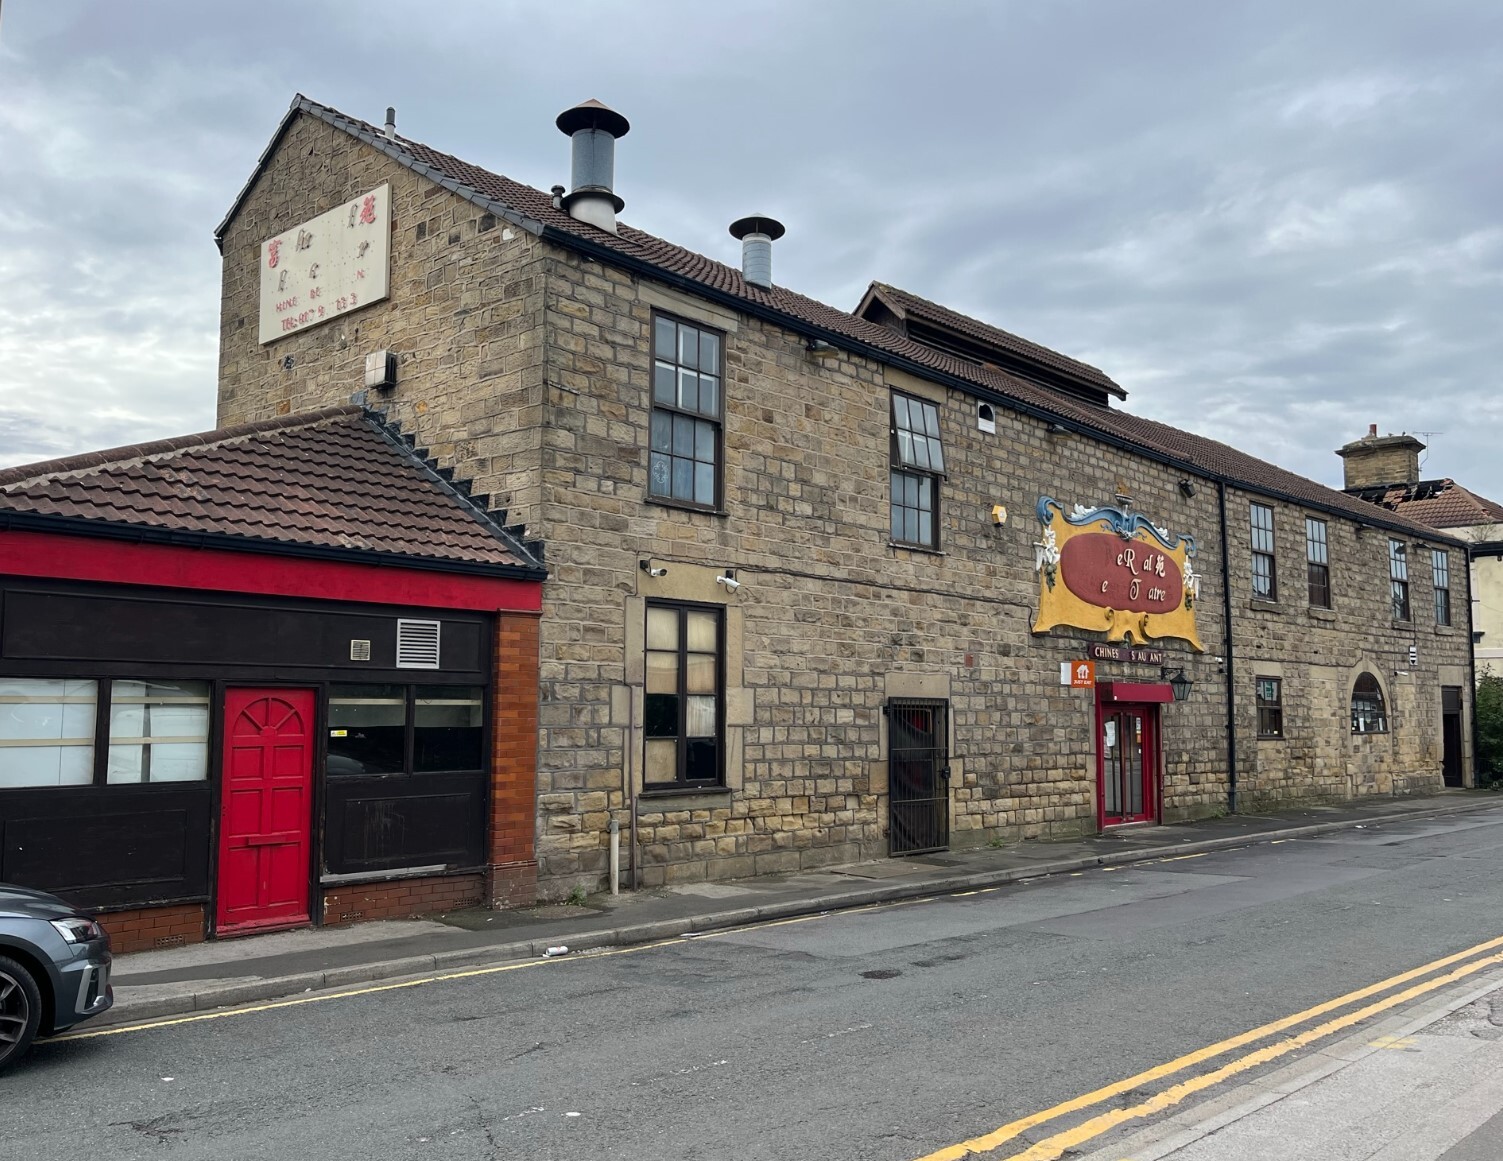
xmin=487 ymin=610 xmax=540 ymax=907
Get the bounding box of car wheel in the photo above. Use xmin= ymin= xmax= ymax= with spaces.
xmin=0 ymin=954 xmax=43 ymax=1073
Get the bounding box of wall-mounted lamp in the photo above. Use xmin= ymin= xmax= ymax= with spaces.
xmin=1178 ymin=478 xmax=1197 ymax=499
xmin=715 ymin=571 xmax=742 ymax=592
xmin=639 ymin=560 xmax=668 ymax=578
xmin=805 ymin=338 xmax=838 ymax=359
xmin=1161 ymin=666 xmax=1193 ymax=702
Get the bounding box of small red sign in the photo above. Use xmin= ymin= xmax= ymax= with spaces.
xmin=1069 ymin=660 xmax=1096 ymax=688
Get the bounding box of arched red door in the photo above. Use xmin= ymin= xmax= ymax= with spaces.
xmin=217 ymin=688 xmax=316 ymax=934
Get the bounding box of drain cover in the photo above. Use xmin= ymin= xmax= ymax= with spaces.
xmin=860 ymin=968 xmax=902 ymax=980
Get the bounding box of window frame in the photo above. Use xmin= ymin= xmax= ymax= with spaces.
xmin=1305 ymin=517 xmax=1330 ymax=609
xmin=648 ymin=310 xmax=725 ymax=513
xmin=1250 ymin=502 xmax=1277 ymax=601
xmin=890 ymin=391 xmax=946 ymax=550
xmin=1389 ymin=539 xmax=1411 ymax=622
xmin=326 ymin=682 xmax=487 ymax=779
xmin=1433 ymin=548 xmax=1452 ymax=627
xmin=643 ymin=600 xmax=725 ymax=790
xmin=1351 ymin=672 xmax=1389 ymax=735
xmin=1255 ymin=676 xmax=1284 ymax=739
xmin=0 ymin=676 xmax=217 ymax=791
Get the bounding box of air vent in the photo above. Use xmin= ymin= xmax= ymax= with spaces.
xmin=350 ymin=639 xmax=372 ymax=662
xmin=396 ymin=619 xmax=441 ymax=669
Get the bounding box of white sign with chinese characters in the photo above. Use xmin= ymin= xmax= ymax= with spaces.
xmin=258 ymin=183 xmax=391 ymax=344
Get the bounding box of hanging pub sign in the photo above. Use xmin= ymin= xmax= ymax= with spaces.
xmin=1033 ymin=496 xmax=1204 ymax=651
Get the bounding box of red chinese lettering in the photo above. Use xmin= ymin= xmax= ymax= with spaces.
xmin=267 ymin=239 xmax=282 ymax=269
xmin=359 ymin=195 xmax=377 ymax=225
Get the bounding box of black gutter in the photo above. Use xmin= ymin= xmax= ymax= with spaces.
xmin=0 ymin=510 xmax=548 ymax=582
xmin=540 ymin=227 xmax=1465 ymax=550
xmin=1217 ymin=479 xmax=1239 ymax=813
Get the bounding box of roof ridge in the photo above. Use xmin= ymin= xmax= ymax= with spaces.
xmin=0 ymin=405 xmax=363 ymax=491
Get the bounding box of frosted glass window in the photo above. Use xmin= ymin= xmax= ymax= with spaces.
xmin=107 ymin=679 xmax=210 ymax=784
xmin=0 ymin=678 xmax=97 ymax=788
xmin=642 ymin=603 xmax=722 ymax=787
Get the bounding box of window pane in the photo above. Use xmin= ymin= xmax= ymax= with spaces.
xmin=919 ymin=508 xmax=933 ymax=545
xmin=686 ymin=695 xmax=717 ymax=737
xmin=892 ymin=394 xmax=911 ymax=431
xmin=645 ymin=738 xmax=678 ymax=781
xmin=699 ymin=331 xmax=720 ymax=373
xmin=911 ymin=432 xmax=930 ymax=471
xmin=653 ymin=363 xmax=675 ymax=405
xmin=678 ymin=324 xmax=699 ymax=369
xmin=414 ymin=686 xmax=484 ymax=772
xmin=328 ymin=684 xmax=405 ymax=775
xmin=107 ymin=745 xmax=144 ymax=784
xmin=646 ymin=650 xmax=679 ymax=694
xmin=107 ymin=679 xmax=209 ymax=784
xmin=698 ymin=374 xmax=719 ymax=417
xmin=920 ymin=401 xmax=940 ymax=437
xmin=672 ymin=413 xmax=695 ymax=456
xmin=678 ymin=367 xmax=699 ymax=411
xmin=896 ymin=429 xmax=914 ymax=467
xmin=694 ymin=419 xmax=715 ymax=463
xmin=672 ymin=457 xmax=693 ymax=500
xmin=686 ymin=653 xmax=717 ymax=694
xmin=686 ymin=611 xmax=718 ymax=653
xmin=693 ymin=462 xmax=715 ymax=506
xmin=927 ymin=436 xmax=945 ymax=474
xmin=0 ymin=678 xmax=97 ymax=788
xmin=654 ymin=316 xmax=676 ymax=360
xmin=651 ymin=408 xmax=672 ymax=452
xmin=685 ymin=738 xmax=718 ymax=782
xmin=650 ymin=452 xmax=671 ymax=496
xmin=646 ymin=607 xmax=679 ymax=650
xmin=644 ymin=693 xmax=678 ymax=738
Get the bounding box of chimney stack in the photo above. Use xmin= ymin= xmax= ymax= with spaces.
xmin=1336 ymin=425 xmax=1426 ymax=490
xmin=729 ymin=215 xmax=786 ymax=290
xmin=383 ymin=107 xmax=397 ymax=140
xmin=555 ymin=99 xmax=630 ymax=234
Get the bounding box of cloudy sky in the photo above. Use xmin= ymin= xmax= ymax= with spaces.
xmin=1 ymin=1 xmax=1500 ymax=498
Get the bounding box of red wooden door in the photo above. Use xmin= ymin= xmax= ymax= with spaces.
xmin=1098 ymin=704 xmax=1158 ymax=827
xmin=216 ymin=688 xmax=316 ymax=934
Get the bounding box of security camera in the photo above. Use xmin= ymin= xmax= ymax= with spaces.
xmin=715 ymin=575 xmax=741 ymax=592
xmin=639 ymin=561 xmax=668 ymax=577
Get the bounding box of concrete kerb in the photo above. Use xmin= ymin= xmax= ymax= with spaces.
xmin=100 ymin=798 xmax=1496 ymax=1028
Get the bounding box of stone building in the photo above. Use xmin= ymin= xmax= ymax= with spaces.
xmin=212 ymin=95 xmax=1474 ymax=897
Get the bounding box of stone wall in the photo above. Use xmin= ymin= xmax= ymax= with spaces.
xmin=215 ymin=114 xmax=1472 ymax=900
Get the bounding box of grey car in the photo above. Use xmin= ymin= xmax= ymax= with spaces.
xmin=0 ymin=882 xmax=113 ymax=1072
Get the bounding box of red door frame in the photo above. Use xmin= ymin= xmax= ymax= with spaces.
xmin=1095 ymin=698 xmax=1161 ymax=829
xmin=216 ymin=687 xmax=318 ymax=936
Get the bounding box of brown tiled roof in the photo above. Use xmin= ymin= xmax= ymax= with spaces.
xmin=0 ymin=407 xmax=544 ymax=576
xmin=857 ymin=282 xmax=1126 ymax=399
xmin=1346 ymin=478 xmax=1503 ymax=531
xmin=215 ymin=97 xmax=1462 ymax=547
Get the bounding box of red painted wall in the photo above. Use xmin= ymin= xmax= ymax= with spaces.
xmin=0 ymin=529 xmax=540 ymax=612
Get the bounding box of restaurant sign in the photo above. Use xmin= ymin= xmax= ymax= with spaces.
xmin=1033 ymin=496 xmax=1204 ymax=651
xmin=259 ymin=183 xmax=391 ymax=344
xmin=1089 ymin=643 xmax=1164 ymax=665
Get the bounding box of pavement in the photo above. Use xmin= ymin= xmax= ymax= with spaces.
xmin=101 ymin=789 xmax=1503 ymax=1028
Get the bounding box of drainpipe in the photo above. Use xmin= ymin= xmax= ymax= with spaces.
xmin=1218 ymin=479 xmax=1239 ymax=813
xmin=1467 ymin=546 xmax=1480 ymax=786
xmin=608 ymin=818 xmax=620 ymax=895
xmin=628 ymin=684 xmax=640 ymax=889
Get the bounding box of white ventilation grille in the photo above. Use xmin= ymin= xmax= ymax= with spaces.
xmin=349 ymin=639 xmax=372 ymax=662
xmin=395 ymin=619 xmax=441 ymax=669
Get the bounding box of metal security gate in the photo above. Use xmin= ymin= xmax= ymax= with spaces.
xmin=887 ymin=698 xmax=950 ymax=855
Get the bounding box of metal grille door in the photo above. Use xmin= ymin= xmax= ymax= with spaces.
xmin=888 ymin=699 xmax=950 ymax=855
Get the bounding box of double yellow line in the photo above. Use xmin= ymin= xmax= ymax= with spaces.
xmin=915 ymin=932 xmax=1503 ymax=1161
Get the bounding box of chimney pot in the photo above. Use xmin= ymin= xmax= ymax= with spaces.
xmin=729 ymin=215 xmax=786 ymax=290
xmin=556 ymin=99 xmax=630 ymax=233
xmin=1368 ymin=423 xmax=1377 ymax=437
xmin=383 ymin=107 xmax=397 ymax=140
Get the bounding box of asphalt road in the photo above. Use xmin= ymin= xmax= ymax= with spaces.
xmin=9 ymin=808 xmax=1503 ymax=1161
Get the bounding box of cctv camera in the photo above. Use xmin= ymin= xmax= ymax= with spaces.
xmin=715 ymin=575 xmax=741 ymax=592
xmin=639 ymin=561 xmax=668 ymax=577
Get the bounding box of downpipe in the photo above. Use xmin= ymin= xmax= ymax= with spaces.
xmin=1218 ymin=478 xmax=1239 ymax=814
xmin=608 ymin=818 xmax=620 ymax=896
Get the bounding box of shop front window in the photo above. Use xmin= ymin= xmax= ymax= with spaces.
xmin=328 ymin=684 xmax=485 ymax=776
xmin=0 ymin=678 xmax=97 ymax=789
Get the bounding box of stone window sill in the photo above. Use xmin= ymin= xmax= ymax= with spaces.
xmin=1249 ymin=598 xmax=1282 ymax=613
xmin=638 ymin=785 xmax=732 ymax=801
xmin=637 ymin=786 xmax=733 ymax=813
xmin=1307 ymin=607 xmax=1337 ymax=622
xmin=889 ymin=541 xmax=946 ymax=558
xmin=1434 ymin=624 xmax=1457 ymax=636
xmin=647 ymin=497 xmax=728 ymax=519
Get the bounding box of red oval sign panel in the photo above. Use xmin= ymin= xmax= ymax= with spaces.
xmin=1061 ymin=533 xmax=1183 ymax=613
